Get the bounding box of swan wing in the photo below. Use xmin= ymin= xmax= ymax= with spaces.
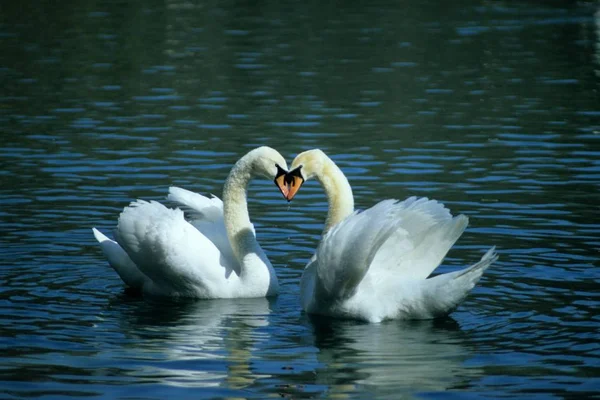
xmin=167 ymin=186 xmax=241 ymax=273
xmin=114 ymin=199 xmax=238 ymax=298
xmin=313 ymin=200 xmax=409 ymax=301
xmin=167 ymin=186 xmax=224 ymax=223
xmin=369 ymin=197 xmax=468 ymax=281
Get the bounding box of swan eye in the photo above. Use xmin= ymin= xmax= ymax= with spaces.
xmin=274 ymin=164 xmax=287 ymax=178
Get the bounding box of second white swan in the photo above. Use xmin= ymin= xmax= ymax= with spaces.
xmin=277 ymin=149 xmax=498 ymax=323
xmin=92 ymin=146 xmax=288 ymax=299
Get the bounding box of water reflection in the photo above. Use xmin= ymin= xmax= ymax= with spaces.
xmin=308 ymin=316 xmax=477 ymax=398
xmin=110 ymin=296 xmax=273 ymax=389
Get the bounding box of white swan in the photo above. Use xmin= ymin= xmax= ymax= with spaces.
xmin=92 ymin=146 xmax=289 ymax=298
xmin=276 ymin=149 xmax=498 ymax=323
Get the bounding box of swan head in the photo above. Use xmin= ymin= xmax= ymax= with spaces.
xmin=248 ymin=146 xmax=289 ymax=181
xmin=274 ymin=149 xmax=327 ymax=201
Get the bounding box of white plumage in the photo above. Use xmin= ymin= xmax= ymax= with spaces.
xmin=289 ymin=149 xmax=498 ymax=323
xmin=92 ymin=146 xmax=286 ymax=299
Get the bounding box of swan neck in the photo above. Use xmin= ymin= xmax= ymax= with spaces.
xmin=316 ymin=157 xmax=354 ymax=235
xmin=223 ymin=158 xmax=261 ymax=264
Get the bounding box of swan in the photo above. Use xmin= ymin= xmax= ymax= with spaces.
xmin=92 ymin=146 xmax=289 ymax=298
xmin=276 ymin=149 xmax=498 ymax=323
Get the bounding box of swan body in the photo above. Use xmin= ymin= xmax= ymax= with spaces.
xmin=92 ymin=146 xmax=287 ymax=298
xmin=282 ymin=149 xmax=498 ymax=323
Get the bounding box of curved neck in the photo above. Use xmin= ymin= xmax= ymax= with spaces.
xmin=223 ymin=157 xmax=263 ymax=265
xmin=314 ymin=157 xmax=354 ymax=235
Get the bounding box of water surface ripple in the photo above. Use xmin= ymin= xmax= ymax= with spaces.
xmin=1 ymin=1 xmax=599 ymax=399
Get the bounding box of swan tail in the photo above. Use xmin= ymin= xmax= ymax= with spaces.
xmin=92 ymin=227 xmax=148 ymax=289
xmin=405 ymin=247 xmax=498 ymax=318
xmin=455 ymin=246 xmax=498 ymax=281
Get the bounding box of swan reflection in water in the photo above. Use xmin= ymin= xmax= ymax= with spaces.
xmin=108 ymin=296 xmax=273 ymax=389
xmin=306 ymin=315 xmax=481 ymax=398
xmin=102 ymin=295 xmax=479 ymax=396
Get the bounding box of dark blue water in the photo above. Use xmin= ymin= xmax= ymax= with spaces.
xmin=2 ymin=1 xmax=599 ymax=398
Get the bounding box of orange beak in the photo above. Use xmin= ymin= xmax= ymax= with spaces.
xmin=274 ymin=164 xmax=290 ymax=199
xmin=275 ymin=172 xmax=289 ymax=199
xmin=285 ymin=175 xmax=304 ymax=201
xmin=274 ymin=165 xmax=305 ymax=202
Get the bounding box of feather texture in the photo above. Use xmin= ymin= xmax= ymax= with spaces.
xmin=92 ymin=146 xmax=287 ymax=299
xmin=167 ymin=187 xmax=241 ymax=277
xmin=292 ymin=149 xmax=498 ymax=322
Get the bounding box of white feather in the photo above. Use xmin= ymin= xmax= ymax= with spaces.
xmin=167 ymin=186 xmax=224 ymax=223
xmin=314 ymin=200 xmax=409 ymax=301
xmin=294 ymin=149 xmax=498 ymax=322
xmin=92 ymin=227 xmax=149 ymax=289
xmin=112 ymin=199 xmax=238 ymax=297
xmin=167 ymin=187 xmax=241 ymax=276
xmin=92 ymin=146 xmax=286 ymax=299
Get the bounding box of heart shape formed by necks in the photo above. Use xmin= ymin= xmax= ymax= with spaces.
xmin=274 ymin=164 xmax=305 ymax=202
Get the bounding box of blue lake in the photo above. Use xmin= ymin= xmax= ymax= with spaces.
xmin=1 ymin=0 xmax=599 ymax=398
